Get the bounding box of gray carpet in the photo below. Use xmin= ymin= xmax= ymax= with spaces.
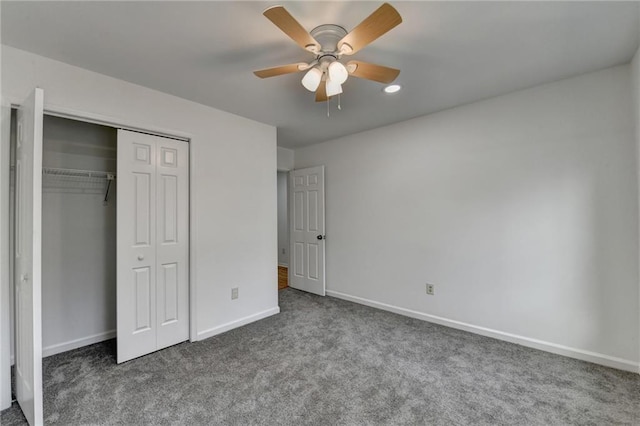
xmin=2 ymin=288 xmax=639 ymax=425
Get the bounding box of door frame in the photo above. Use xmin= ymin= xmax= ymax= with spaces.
xmin=276 ymin=171 xmax=290 ymax=269
xmin=0 ymin=99 xmax=12 ymax=411
xmin=277 ymin=164 xmax=292 ymax=290
xmin=0 ymin=99 xmax=197 ymax=409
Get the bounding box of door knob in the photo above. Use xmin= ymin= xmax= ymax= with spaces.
xmin=137 ymin=255 xmax=144 ymax=261
xmin=317 ymin=235 xmax=325 ymax=240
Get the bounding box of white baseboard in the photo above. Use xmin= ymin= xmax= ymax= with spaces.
xmin=196 ymin=307 xmax=280 ymax=341
xmin=42 ymin=330 xmax=116 ymax=358
xmin=278 ymin=263 xmax=288 ymax=268
xmin=326 ymin=290 xmax=639 ymax=374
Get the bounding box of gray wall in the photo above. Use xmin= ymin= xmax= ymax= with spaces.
xmin=2 ymin=45 xmax=278 ymax=343
xmin=2 ymin=45 xmax=279 ymax=402
xmin=40 ymin=116 xmax=117 ymax=354
xmin=295 ymin=65 xmax=639 ymax=370
xmin=277 ymin=147 xmax=294 ymax=171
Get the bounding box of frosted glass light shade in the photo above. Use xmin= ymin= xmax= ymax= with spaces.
xmin=326 ymin=79 xmax=343 ymax=97
xmin=301 ymin=68 xmax=323 ymax=92
xmin=328 ymin=61 xmax=349 ymax=85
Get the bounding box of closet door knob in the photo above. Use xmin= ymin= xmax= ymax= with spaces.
xmin=137 ymin=255 xmax=144 ymax=261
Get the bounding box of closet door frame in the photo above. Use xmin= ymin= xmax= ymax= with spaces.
xmin=0 ymin=100 xmax=198 ymax=407
xmin=0 ymin=99 xmax=13 ymax=411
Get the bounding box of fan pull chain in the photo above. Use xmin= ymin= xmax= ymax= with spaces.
xmin=325 ymin=95 xmax=343 ymax=118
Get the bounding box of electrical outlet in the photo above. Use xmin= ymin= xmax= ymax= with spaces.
xmin=231 ymin=287 xmax=239 ymax=300
xmin=426 ymin=284 xmax=435 ymax=295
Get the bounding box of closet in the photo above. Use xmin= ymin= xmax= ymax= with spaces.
xmin=10 ymin=88 xmax=190 ymax=425
xmin=40 ymin=115 xmax=118 ymax=356
xmin=9 ymin=112 xmax=118 ymax=362
xmin=11 ymin=116 xmax=190 ymax=359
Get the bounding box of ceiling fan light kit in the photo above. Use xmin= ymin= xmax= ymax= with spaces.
xmin=328 ymin=61 xmax=349 ymax=85
xmin=254 ymin=2 xmax=403 ymax=110
xmin=302 ymin=67 xmax=323 ymax=92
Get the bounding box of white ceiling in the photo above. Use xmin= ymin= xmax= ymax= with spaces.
xmin=2 ymin=1 xmax=638 ymax=148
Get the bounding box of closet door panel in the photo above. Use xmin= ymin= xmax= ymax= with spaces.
xmin=159 ymin=263 xmax=178 ymax=324
xmin=117 ymin=131 xmax=157 ymax=363
xmin=133 ymin=172 xmax=152 ymax=246
xmin=133 ymin=267 xmax=152 ymax=332
xmin=15 ymin=88 xmax=44 ymax=426
xmin=156 ymin=138 xmax=189 ymax=350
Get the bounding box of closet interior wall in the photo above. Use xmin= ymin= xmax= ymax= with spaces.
xmin=9 ymin=113 xmax=118 ymax=359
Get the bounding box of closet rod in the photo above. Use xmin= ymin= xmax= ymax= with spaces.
xmin=42 ymin=167 xmax=116 ymax=179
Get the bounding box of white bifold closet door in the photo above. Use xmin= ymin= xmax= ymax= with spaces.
xmin=117 ymin=130 xmax=189 ymax=363
xmin=15 ymin=89 xmax=44 ymax=426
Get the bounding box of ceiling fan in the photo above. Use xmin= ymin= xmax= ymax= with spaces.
xmin=254 ymin=3 xmax=402 ymax=102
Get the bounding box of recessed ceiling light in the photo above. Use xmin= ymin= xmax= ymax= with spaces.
xmin=383 ymin=84 xmax=402 ymax=94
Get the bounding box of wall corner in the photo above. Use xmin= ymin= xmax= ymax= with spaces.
xmin=277 ymin=146 xmax=294 ymax=171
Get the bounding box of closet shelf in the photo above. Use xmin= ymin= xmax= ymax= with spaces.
xmin=42 ymin=167 xmax=116 ymax=180
xmin=42 ymin=167 xmax=116 ymax=203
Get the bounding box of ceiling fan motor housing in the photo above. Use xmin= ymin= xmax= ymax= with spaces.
xmin=310 ymin=24 xmax=348 ymax=56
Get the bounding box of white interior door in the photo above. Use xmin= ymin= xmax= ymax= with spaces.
xmin=15 ymin=88 xmax=44 ymax=426
xmin=117 ymin=130 xmax=189 ymax=363
xmin=289 ymin=166 xmax=325 ymax=296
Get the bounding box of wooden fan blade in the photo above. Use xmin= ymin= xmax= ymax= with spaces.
xmin=315 ymin=81 xmax=329 ymax=102
xmin=347 ymin=61 xmax=400 ymax=84
xmin=263 ymin=6 xmax=321 ymax=53
xmin=338 ymin=3 xmax=402 ymax=55
xmin=253 ymin=63 xmax=308 ymax=78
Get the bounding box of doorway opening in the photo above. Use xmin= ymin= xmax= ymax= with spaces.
xmin=8 ymin=110 xmax=118 ymax=422
xmin=277 ymin=171 xmax=289 ymax=290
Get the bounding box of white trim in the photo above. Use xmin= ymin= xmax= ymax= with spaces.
xmin=42 ymin=330 xmax=116 ymax=358
xmin=3 ymin=98 xmax=193 ymax=142
xmin=278 ymin=263 xmax=289 ymax=268
xmin=196 ymin=307 xmax=280 ymax=341
xmin=0 ymin=99 xmax=12 ymax=411
xmin=632 ymin=47 xmax=640 ymax=376
xmin=326 ymin=290 xmax=640 ymax=374
xmin=189 ymin=133 xmax=197 ymax=342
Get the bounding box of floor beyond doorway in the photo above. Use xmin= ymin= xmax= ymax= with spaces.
xmin=278 ymin=265 xmax=288 ymax=290
xmin=2 ymin=289 xmax=639 ymax=425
